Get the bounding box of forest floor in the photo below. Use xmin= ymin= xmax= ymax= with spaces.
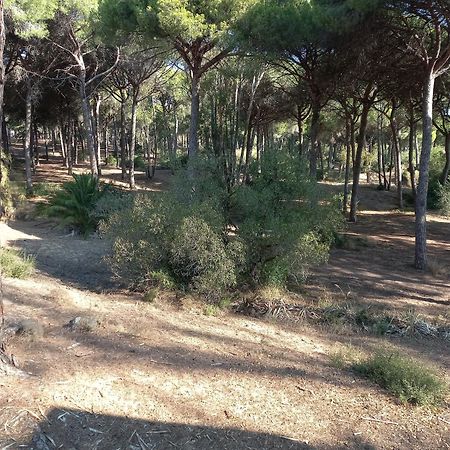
xmin=0 ymin=156 xmax=449 ymax=450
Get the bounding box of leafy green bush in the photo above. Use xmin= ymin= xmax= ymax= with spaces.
xmin=93 ymin=186 xmax=133 ymax=222
xmin=102 ymin=193 xmax=242 ymax=296
xmin=0 ymin=247 xmax=35 ymax=279
xmin=134 ymin=155 xmax=147 ymax=170
xmin=106 ymin=155 xmax=118 ymax=167
xmin=353 ymin=350 xmax=447 ymax=406
xmin=169 ymin=216 xmax=238 ymax=295
xmin=437 ymin=182 xmax=450 ymax=216
xmin=427 ymin=175 xmax=442 ymax=210
xmin=234 ymin=151 xmax=342 ymax=286
xmin=33 ymin=182 xmax=61 ymax=198
xmin=102 ymin=152 xmax=342 ymax=296
xmin=47 ymin=173 xmax=105 ymax=235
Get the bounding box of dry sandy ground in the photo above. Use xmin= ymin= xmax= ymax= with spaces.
xmin=0 ymin=161 xmax=449 ymax=449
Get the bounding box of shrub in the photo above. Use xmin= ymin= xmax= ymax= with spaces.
xmin=353 ymin=350 xmax=447 ymax=406
xmin=0 ymin=247 xmax=35 ymax=279
xmin=106 ymin=155 xmax=118 ymax=167
xmin=437 ymin=182 xmax=450 ymax=216
xmin=102 ymin=152 xmax=342 ymax=297
xmin=234 ymin=150 xmax=342 ymax=286
xmin=134 ymin=155 xmax=147 ymax=170
xmin=33 ymin=182 xmax=61 ymax=198
xmin=102 ymin=194 xmax=170 ymax=287
xmin=93 ymin=186 xmax=133 ymax=222
xmin=46 ymin=173 xmax=105 ymax=235
xmin=169 ymin=216 xmax=238 ymax=295
xmin=102 ymin=193 xmax=241 ymax=296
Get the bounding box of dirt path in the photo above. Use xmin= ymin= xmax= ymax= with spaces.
xmin=0 ymin=163 xmax=449 ymax=449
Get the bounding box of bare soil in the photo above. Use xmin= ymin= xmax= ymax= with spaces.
xmin=0 ymin=158 xmax=449 ymax=450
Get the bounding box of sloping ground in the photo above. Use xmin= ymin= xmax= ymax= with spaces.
xmin=0 ymin=159 xmax=449 ymax=449
xmin=0 ymin=214 xmax=449 ymax=450
xmin=311 ymin=185 xmax=450 ymax=321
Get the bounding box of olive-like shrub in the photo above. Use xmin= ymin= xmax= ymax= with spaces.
xmin=101 ymin=151 xmax=343 ymax=296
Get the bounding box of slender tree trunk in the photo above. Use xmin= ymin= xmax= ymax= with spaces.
xmin=93 ymin=95 xmax=102 ymax=175
xmin=349 ymin=94 xmax=373 ymax=222
xmin=390 ymin=105 xmax=403 ymax=209
xmin=343 ymin=117 xmax=352 ymax=214
xmin=0 ymin=0 xmax=5 ymax=153
xmin=51 ymin=128 xmax=56 ymax=155
xmin=309 ymin=102 xmax=320 ymax=179
xmin=24 ymin=79 xmax=33 ymax=195
xmin=129 ymin=93 xmax=138 ymax=189
xmin=297 ymin=105 xmax=304 ymax=156
xmin=79 ymin=71 xmax=98 ymax=177
xmin=188 ymin=74 xmax=200 ymax=159
xmin=59 ymin=125 xmax=66 ymax=167
xmin=408 ymin=117 xmax=417 ymax=198
xmin=67 ymin=118 xmax=73 ymax=176
xmin=415 ymin=73 xmax=435 ymax=270
xmin=120 ymin=100 xmax=127 ymax=180
xmin=34 ymin=124 xmax=40 ymax=167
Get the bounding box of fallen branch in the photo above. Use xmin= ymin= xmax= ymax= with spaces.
xmin=361 ymin=416 xmax=399 ymax=425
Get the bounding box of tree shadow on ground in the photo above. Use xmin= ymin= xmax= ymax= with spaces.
xmin=4 ymin=219 xmax=117 ymax=292
xmin=15 ymin=408 xmax=377 ymax=450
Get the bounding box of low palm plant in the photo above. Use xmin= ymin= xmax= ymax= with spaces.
xmin=47 ymin=173 xmax=104 ymax=235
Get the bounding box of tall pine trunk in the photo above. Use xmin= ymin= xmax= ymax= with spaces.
xmin=24 ymin=79 xmax=33 ymax=195
xmin=415 ymin=72 xmax=435 ymax=270
xmin=129 ymin=93 xmax=138 ymax=189
xmin=188 ymin=75 xmax=200 ymax=159
xmin=349 ymin=99 xmax=372 ymax=222
xmin=79 ymin=71 xmax=97 ymax=177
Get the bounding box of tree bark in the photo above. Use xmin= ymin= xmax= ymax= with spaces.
xmin=343 ymin=116 xmax=352 ymax=214
xmin=120 ymin=99 xmax=127 ymax=180
xmin=188 ymin=74 xmax=200 ymax=159
xmin=79 ymin=70 xmax=98 ymax=177
xmin=24 ymin=79 xmax=33 ymax=195
xmin=415 ymin=73 xmax=435 ymax=270
xmin=349 ymin=92 xmax=373 ymax=222
xmin=309 ymin=102 xmax=320 ymax=179
xmin=389 ymin=104 xmax=403 ymax=209
xmin=408 ymin=116 xmax=417 ymax=198
xmin=129 ymin=93 xmax=138 ymax=189
xmin=0 ymin=0 xmax=5 ymax=152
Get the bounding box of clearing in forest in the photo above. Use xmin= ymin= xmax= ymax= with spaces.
xmin=0 ymin=163 xmax=449 ymax=450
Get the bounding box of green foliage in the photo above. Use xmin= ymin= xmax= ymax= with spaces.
xmin=427 ymin=175 xmax=443 ymax=210
xmin=134 ymin=155 xmax=147 ymax=170
xmin=143 ymin=288 xmax=158 ymax=303
xmin=437 ymin=182 xmax=450 ymax=216
xmin=99 ymin=0 xmax=253 ymax=43
xmin=106 ymin=155 xmax=118 ymax=167
xmin=169 ymin=215 xmax=237 ymax=295
xmin=234 ymin=150 xmax=343 ymax=286
xmin=353 ymin=350 xmax=447 ymax=406
xmin=102 ymin=153 xmax=341 ymax=297
xmin=32 ymin=182 xmax=61 ymax=198
xmin=149 ymin=269 xmax=177 ymax=290
xmin=47 ymin=174 xmax=105 ymax=235
xmin=5 ymin=0 xmax=58 ymax=38
xmin=102 ymin=188 xmax=241 ymax=297
xmin=0 ymin=247 xmax=35 ymax=279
